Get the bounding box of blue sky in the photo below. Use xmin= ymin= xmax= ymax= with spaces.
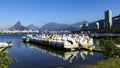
xmin=0 ymin=0 xmax=120 ymax=29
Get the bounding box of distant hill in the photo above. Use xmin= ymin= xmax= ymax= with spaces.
xmin=71 ymin=21 xmax=89 ymax=28
xmin=27 ymin=24 xmax=39 ymax=30
xmin=8 ymin=21 xmax=89 ymax=31
xmin=40 ymin=21 xmax=89 ymax=31
xmin=9 ymin=21 xmax=28 ymax=30
xmin=40 ymin=22 xmax=68 ymax=30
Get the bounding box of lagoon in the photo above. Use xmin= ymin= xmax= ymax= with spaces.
xmin=0 ymin=34 xmax=104 ymax=68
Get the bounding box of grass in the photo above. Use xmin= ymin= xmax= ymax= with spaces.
xmin=80 ymin=57 xmax=120 ymax=68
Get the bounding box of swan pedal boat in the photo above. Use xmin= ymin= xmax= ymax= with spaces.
xmin=22 ymin=34 xmax=95 ymax=50
xmin=0 ymin=41 xmax=12 ymax=48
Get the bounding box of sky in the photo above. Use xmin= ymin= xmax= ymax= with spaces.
xmin=0 ymin=0 xmax=120 ymax=29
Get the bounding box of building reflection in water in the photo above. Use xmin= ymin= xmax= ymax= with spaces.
xmin=24 ymin=43 xmax=94 ymax=63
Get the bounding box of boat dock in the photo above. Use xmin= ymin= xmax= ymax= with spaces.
xmin=22 ymin=34 xmax=96 ymax=51
xmin=23 ymin=37 xmax=79 ymax=50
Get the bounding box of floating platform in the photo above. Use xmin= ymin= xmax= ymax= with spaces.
xmin=22 ymin=37 xmax=79 ymax=50
xmin=22 ymin=34 xmax=95 ymax=51
xmin=79 ymin=47 xmax=104 ymax=52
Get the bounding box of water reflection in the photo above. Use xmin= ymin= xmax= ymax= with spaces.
xmin=0 ymin=34 xmax=105 ymax=68
xmin=24 ymin=43 xmax=94 ymax=63
xmin=0 ymin=50 xmax=17 ymax=68
xmin=80 ymin=50 xmax=93 ymax=61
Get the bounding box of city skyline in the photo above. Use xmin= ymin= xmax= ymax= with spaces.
xmin=0 ymin=0 xmax=120 ymax=29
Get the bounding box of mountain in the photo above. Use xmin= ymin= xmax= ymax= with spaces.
xmin=40 ymin=21 xmax=89 ymax=31
xmin=27 ymin=24 xmax=39 ymax=30
xmin=59 ymin=25 xmax=80 ymax=31
xmin=64 ymin=21 xmax=90 ymax=31
xmin=9 ymin=21 xmax=28 ymax=30
xmin=9 ymin=21 xmax=89 ymax=31
xmin=71 ymin=21 xmax=90 ymax=28
xmin=40 ymin=22 xmax=68 ymax=30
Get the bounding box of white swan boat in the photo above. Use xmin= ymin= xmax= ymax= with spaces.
xmin=22 ymin=34 xmax=95 ymax=50
xmin=79 ymin=36 xmax=93 ymax=48
xmin=0 ymin=41 xmax=12 ymax=48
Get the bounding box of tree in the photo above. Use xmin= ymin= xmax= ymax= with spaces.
xmin=0 ymin=50 xmax=17 ymax=68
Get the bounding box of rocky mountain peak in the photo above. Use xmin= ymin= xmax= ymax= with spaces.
xmin=9 ymin=21 xmax=28 ymax=30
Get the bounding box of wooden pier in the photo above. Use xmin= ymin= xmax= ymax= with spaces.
xmin=92 ymin=33 xmax=120 ymax=39
xmin=22 ymin=34 xmax=96 ymax=51
xmin=79 ymin=47 xmax=104 ymax=52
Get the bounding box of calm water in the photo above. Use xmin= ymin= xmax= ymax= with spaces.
xmin=0 ymin=34 xmax=104 ymax=68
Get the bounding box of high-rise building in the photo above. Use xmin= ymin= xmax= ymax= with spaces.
xmin=88 ymin=21 xmax=99 ymax=30
xmin=80 ymin=10 xmax=120 ymax=30
xmin=105 ymin=10 xmax=112 ymax=29
xmin=97 ymin=20 xmax=105 ymax=29
xmin=112 ymin=15 xmax=120 ymax=29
